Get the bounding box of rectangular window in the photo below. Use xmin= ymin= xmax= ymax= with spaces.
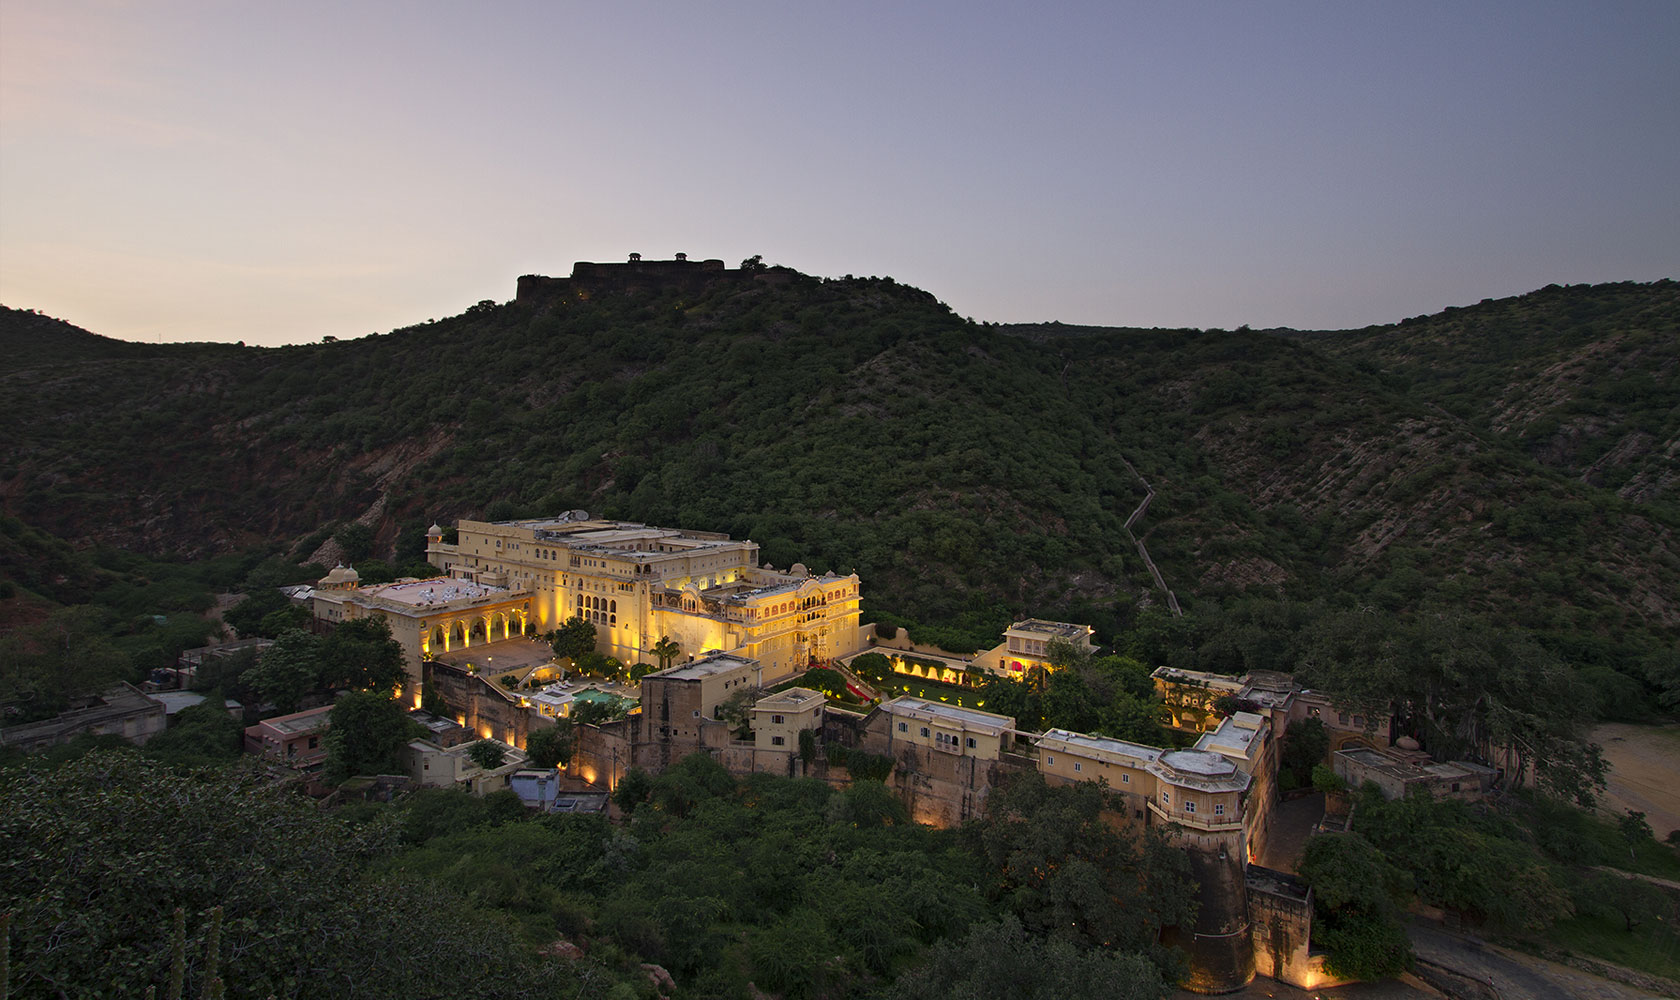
xmin=1185 ymin=801 xmax=1196 ymax=813
xmin=1121 ymin=773 xmax=1130 ymax=784
xmin=1073 ymin=762 xmax=1082 ymax=773
xmin=920 ymin=727 xmax=930 ymax=738
xmin=1161 ymin=790 xmax=1170 ymax=805
xmin=771 ymin=736 xmax=785 ymax=746
xmin=772 ymin=714 xmax=784 ymax=724
xmin=897 ymin=721 xmax=907 ymax=732
xmin=966 ymin=737 xmax=976 ymax=748
xmin=1213 ymin=803 xmax=1225 ymax=816
xmin=1045 ymin=755 xmax=1055 ymax=765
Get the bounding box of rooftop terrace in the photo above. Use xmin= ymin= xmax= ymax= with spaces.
xmin=361 ymin=578 xmax=511 ymax=608
xmin=1036 ymin=728 xmax=1162 ymax=766
xmin=884 ymin=697 xmax=1014 ymax=732
xmin=756 ymin=687 xmax=825 ymax=711
xmin=1008 ymin=619 xmax=1092 ymax=639
xmin=650 ymin=653 xmax=758 ymax=681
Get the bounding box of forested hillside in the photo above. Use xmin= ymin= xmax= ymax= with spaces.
xmin=1 ymin=274 xmax=1676 ymax=689
xmin=1284 ymin=281 xmax=1679 ymax=512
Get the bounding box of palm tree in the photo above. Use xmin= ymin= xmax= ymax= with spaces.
xmin=651 ymin=635 xmax=681 ymax=672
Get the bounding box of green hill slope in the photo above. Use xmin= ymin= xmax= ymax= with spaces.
xmin=1 ymin=273 xmax=1675 ymax=666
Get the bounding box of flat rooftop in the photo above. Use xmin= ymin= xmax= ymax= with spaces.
xmin=884 ymin=697 xmax=1014 ymax=732
xmin=757 ymin=687 xmax=824 ymax=711
xmin=1246 ymin=865 xmax=1310 ymax=901
xmin=1036 ymin=728 xmax=1162 ymax=766
xmin=1008 ymin=619 xmax=1091 ymax=639
xmin=363 ymin=578 xmax=510 ymax=608
xmin=650 ymin=653 xmax=758 ymax=681
xmin=1151 ymin=666 xmax=1247 ymax=692
xmin=1338 ymin=747 xmax=1493 ymax=783
xmin=1159 ymin=749 xmax=1239 ymax=777
xmin=434 ymin=637 xmax=554 ymax=671
xmin=260 ymin=706 xmax=332 ymax=735
xmin=1194 ymin=712 xmax=1267 ymax=759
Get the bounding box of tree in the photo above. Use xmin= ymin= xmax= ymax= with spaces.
xmin=0 ymin=751 xmax=622 ymax=998
xmin=241 ymin=628 xmax=321 ymax=713
xmin=1298 ymin=833 xmax=1413 ymax=980
xmin=1093 ymin=692 xmax=1168 ymax=745
xmin=1280 ymin=715 xmax=1329 ymax=784
xmin=257 ymin=605 xmax=312 ymax=637
xmin=612 ymin=767 xmax=653 ymax=814
xmin=323 ymin=690 xmax=419 ymax=784
xmin=334 ymin=522 xmax=375 ymax=563
xmin=0 ymin=606 xmax=131 ymax=723
xmin=801 ymin=667 xmax=849 ymax=699
xmin=798 ymin=728 xmax=817 ymax=765
xmin=467 ymin=740 xmax=506 ymax=771
xmin=651 ymin=635 xmax=680 ymax=671
xmin=1311 ymin=763 xmax=1347 ymax=795
xmin=1618 ymin=809 xmax=1654 ymax=862
xmin=846 ymin=751 xmax=894 ymax=782
xmin=525 ymin=722 xmax=573 ymax=769
xmin=649 ymin=753 xmax=735 ymax=818
xmin=143 ymin=699 xmax=241 ymax=767
xmin=850 ymin=652 xmax=892 ymax=685
xmin=1352 ymin=787 xmax=1570 ymax=931
xmin=1298 ymin=609 xmax=1607 ymax=807
xmin=879 ymin=915 xmax=1167 ymax=1000
xmin=319 ymin=617 xmax=407 ymax=695
xmin=1578 ymin=870 xmax=1673 ymax=932
xmin=714 ymin=686 xmax=762 ymax=733
xmin=825 ymin=780 xmax=907 ymax=828
xmin=549 ymin=617 xmax=597 ymax=662
xmin=222 ymin=588 xmax=291 ymax=638
xmin=574 ymin=650 xmax=609 ymax=678
xmin=969 ymin=772 xmax=1196 ymax=975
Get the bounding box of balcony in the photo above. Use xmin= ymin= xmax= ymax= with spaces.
xmin=1146 ymin=799 xmax=1243 ymax=831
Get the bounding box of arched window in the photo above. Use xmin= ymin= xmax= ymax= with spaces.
xmin=609 ymin=600 xmax=616 ymax=614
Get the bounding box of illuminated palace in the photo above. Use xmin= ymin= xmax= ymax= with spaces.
xmin=425 ymin=512 xmax=864 ymax=679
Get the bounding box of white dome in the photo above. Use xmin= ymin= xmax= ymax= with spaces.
xmin=320 ymin=563 xmax=360 ymax=586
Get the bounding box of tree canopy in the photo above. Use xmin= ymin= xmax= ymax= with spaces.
xmin=323 ymin=691 xmax=419 ymax=784
xmin=0 ymin=752 xmax=635 ymax=998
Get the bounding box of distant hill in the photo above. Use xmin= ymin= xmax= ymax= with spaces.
xmin=1 ymin=272 xmax=1675 ymax=668
xmin=0 ymin=306 xmax=157 ymax=365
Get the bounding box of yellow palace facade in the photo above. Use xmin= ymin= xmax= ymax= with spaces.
xmin=425 ymin=512 xmax=863 ymax=682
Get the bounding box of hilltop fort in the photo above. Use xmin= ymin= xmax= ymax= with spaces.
xmin=515 ymin=253 xmax=792 ymax=303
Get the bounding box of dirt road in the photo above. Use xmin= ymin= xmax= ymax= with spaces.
xmin=1593 ymin=722 xmax=1680 ymax=839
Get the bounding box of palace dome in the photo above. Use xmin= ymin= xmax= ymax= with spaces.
xmin=320 ymin=563 xmax=360 ymax=586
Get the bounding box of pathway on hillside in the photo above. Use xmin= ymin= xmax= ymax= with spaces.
xmin=1118 ymin=454 xmax=1181 ymax=616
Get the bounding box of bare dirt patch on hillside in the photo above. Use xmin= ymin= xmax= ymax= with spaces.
xmin=1593 ymin=722 xmax=1680 ymax=839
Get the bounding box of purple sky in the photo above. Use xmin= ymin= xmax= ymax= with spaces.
xmin=3 ymin=1 xmax=1677 ymax=346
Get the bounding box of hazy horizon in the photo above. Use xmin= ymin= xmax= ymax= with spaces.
xmin=3 ymin=1 xmax=1677 ymax=347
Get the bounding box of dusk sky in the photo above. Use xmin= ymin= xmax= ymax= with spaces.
xmin=2 ymin=1 xmax=1677 ymax=347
